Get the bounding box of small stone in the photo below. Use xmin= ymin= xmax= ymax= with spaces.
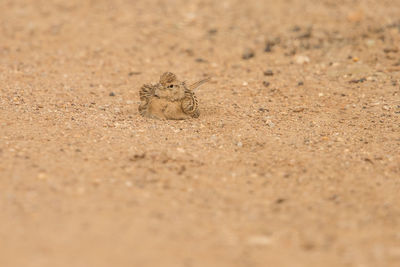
xmin=195 ymin=58 xmax=207 ymax=63
xmin=242 ymin=81 xmax=248 ymax=86
xmin=237 ymin=142 xmax=243 ymax=147
xmin=128 ymin=71 xmax=141 ymax=76
xmin=393 ymin=61 xmax=400 ymax=67
xmin=383 ymin=47 xmax=398 ymax=53
xmin=295 ymin=55 xmax=310 ymax=64
xmin=347 ymin=11 xmax=364 ymax=23
xmin=336 ymin=137 xmax=344 ymax=142
xmin=208 ymin=28 xmax=218 ymax=35
xmin=264 ymin=41 xmax=274 ymax=52
xmin=349 ymin=78 xmax=366 ymax=83
xmin=263 ymin=70 xmax=274 ymax=76
xmin=275 ymin=198 xmax=286 ymax=204
xmin=125 ymin=181 xmax=133 ymax=187
xmin=292 ymin=106 xmax=305 ymax=112
xmin=382 ymin=105 xmax=390 ymax=111
xmin=109 ymin=92 xmax=116 ymax=96
xmin=242 ymin=48 xmax=255 ymax=60
xmin=37 ymin=173 xmax=47 ymax=180
xmin=297 ymin=81 xmax=304 ymax=86
xmin=297 ymin=27 xmax=312 ymax=39
xmin=267 ymin=121 xmax=275 ymax=128
xmin=291 ymin=25 xmax=301 ymax=32
xmin=263 ymin=81 xmax=270 ymax=87
xmin=92 ymin=179 xmax=101 ymax=186
xmin=366 ymin=39 xmax=375 ymax=47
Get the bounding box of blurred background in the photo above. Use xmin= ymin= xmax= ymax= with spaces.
xmin=1 ymin=1 xmax=399 ymax=267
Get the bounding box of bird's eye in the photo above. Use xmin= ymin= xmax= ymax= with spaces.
xmin=168 ymin=85 xmax=174 ymax=88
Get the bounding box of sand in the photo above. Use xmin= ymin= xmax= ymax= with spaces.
xmin=1 ymin=0 xmax=400 ymax=266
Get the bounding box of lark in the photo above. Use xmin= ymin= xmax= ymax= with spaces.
xmin=139 ymin=72 xmax=210 ymax=120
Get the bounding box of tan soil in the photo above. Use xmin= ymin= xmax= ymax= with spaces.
xmin=1 ymin=0 xmax=400 ymax=266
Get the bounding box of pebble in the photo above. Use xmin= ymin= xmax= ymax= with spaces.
xmin=347 ymin=11 xmax=364 ymax=22
xmin=195 ymin=58 xmax=207 ymax=63
xmin=275 ymin=198 xmax=286 ymax=204
xmin=349 ymin=78 xmax=366 ymax=83
xmin=242 ymin=48 xmax=255 ymax=60
xmin=297 ymin=81 xmax=304 ymax=86
xmin=263 ymin=70 xmax=274 ymax=76
xmin=264 ymin=41 xmax=274 ymax=52
xmin=109 ymin=92 xmax=116 ymax=96
xmin=263 ymin=81 xmax=270 ymax=87
xmin=242 ymin=81 xmax=248 ymax=86
xmin=236 ymin=142 xmax=243 ymax=147
xmin=384 ymin=48 xmax=398 ymax=53
xmin=208 ymin=28 xmax=218 ymax=35
xmin=295 ymin=55 xmax=310 ymax=64
xmin=366 ymin=39 xmax=375 ymax=47
xmin=37 ymin=172 xmax=47 ymax=180
xmin=267 ymin=121 xmax=275 ymax=128
xmin=291 ymin=25 xmax=301 ymax=32
xmin=128 ymin=72 xmax=141 ymax=76
xmin=292 ymin=106 xmax=305 ymax=112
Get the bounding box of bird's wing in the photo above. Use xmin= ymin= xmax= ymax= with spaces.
xmin=181 ymin=90 xmax=199 ymax=118
xmin=139 ymin=84 xmax=158 ymax=116
xmin=139 ymin=84 xmax=156 ymax=101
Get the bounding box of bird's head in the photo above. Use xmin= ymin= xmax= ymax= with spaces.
xmin=154 ymin=72 xmax=185 ymax=101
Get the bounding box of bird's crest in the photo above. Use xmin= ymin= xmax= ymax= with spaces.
xmin=159 ymin=72 xmax=177 ymax=86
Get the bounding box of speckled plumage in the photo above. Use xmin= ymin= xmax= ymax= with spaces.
xmin=138 ymin=72 xmax=209 ymax=120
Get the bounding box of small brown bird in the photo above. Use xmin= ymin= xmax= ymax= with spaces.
xmin=139 ymin=72 xmax=210 ymax=120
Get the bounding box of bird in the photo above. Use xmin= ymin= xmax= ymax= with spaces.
xmin=138 ymin=72 xmax=210 ymax=120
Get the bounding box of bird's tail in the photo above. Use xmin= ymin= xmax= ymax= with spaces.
xmin=189 ymin=77 xmax=211 ymax=91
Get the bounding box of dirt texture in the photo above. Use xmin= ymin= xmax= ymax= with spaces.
xmin=1 ymin=0 xmax=400 ymax=266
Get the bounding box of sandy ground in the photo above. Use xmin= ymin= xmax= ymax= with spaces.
xmin=1 ymin=0 xmax=400 ymax=266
